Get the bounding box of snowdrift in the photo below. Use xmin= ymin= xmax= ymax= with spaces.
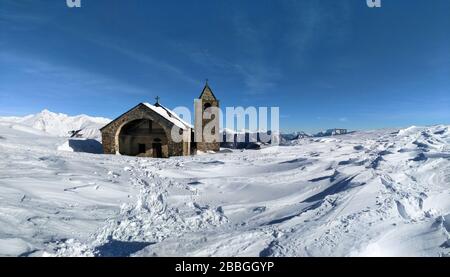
xmin=0 ymin=121 xmax=449 ymax=257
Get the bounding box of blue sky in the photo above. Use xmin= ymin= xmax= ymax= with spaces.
xmin=0 ymin=0 xmax=449 ymax=132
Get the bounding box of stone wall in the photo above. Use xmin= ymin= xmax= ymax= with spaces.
xmin=100 ymin=103 xmax=191 ymax=157
xmin=197 ymin=142 xmax=220 ymax=152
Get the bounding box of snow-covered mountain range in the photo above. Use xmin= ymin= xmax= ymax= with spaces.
xmin=0 ymin=110 xmax=111 ymax=140
xmin=0 ymin=110 xmax=347 ymax=146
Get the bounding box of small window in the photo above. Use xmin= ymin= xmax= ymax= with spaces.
xmin=203 ymin=103 xmax=212 ymax=111
xmin=138 ymin=144 xmax=146 ymax=154
xmin=204 ymin=103 xmax=213 ymax=117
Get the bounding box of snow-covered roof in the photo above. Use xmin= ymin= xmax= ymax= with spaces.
xmin=142 ymin=103 xmax=193 ymax=130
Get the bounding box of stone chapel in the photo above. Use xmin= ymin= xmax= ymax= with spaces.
xmin=100 ymin=82 xmax=220 ymax=158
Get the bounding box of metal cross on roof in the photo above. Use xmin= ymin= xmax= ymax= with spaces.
xmin=155 ymin=96 xmax=160 ymax=104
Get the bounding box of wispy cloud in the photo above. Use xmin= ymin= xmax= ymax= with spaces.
xmin=0 ymin=51 xmax=149 ymax=98
xmin=281 ymin=0 xmax=352 ymax=64
xmin=231 ymin=13 xmax=282 ymax=95
xmin=0 ymin=0 xmax=54 ymax=31
xmin=282 ymin=1 xmax=322 ymax=59
xmin=183 ymin=1 xmax=352 ymax=96
xmin=86 ymin=37 xmax=200 ymax=86
xmin=186 ymin=47 xmax=281 ymax=95
xmin=182 ymin=14 xmax=282 ymax=95
xmin=234 ymin=63 xmax=281 ymax=95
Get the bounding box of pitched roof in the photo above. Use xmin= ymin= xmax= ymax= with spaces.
xmin=199 ymin=82 xmax=218 ymax=100
xmin=100 ymin=103 xmax=192 ymax=131
xmin=142 ymin=102 xmax=193 ymax=129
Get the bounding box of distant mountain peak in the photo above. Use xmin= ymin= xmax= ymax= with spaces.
xmin=0 ymin=109 xmax=111 ymax=140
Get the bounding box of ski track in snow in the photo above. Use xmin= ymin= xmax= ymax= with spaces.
xmin=0 ymin=123 xmax=449 ymax=257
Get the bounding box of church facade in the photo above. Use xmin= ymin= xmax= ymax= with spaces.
xmin=100 ymin=82 xmax=220 ymax=158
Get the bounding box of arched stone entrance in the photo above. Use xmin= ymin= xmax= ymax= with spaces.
xmin=117 ymin=118 xmax=169 ymax=157
xmin=100 ymin=103 xmax=192 ymax=158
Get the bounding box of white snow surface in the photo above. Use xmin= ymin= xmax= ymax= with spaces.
xmin=0 ymin=110 xmax=110 ymax=140
xmin=0 ymin=121 xmax=449 ymax=257
xmin=142 ymin=103 xmax=193 ymax=130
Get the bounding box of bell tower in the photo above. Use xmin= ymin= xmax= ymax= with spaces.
xmin=194 ymin=80 xmax=220 ymax=152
